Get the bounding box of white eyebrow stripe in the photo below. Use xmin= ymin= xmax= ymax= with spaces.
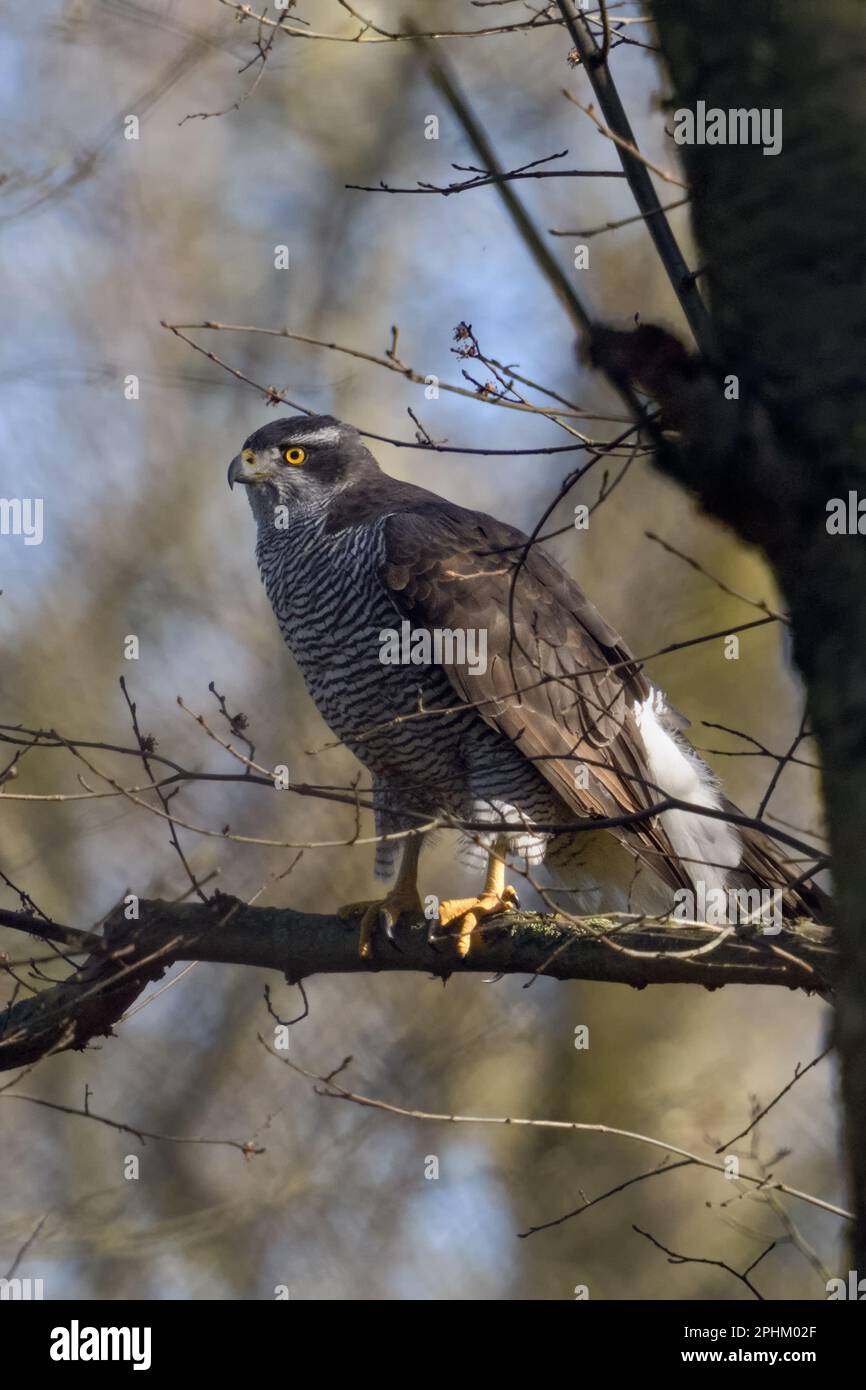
xmin=287 ymin=426 xmax=343 ymax=446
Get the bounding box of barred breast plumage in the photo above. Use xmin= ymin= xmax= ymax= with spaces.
xmin=255 ymin=501 xmax=569 ymax=878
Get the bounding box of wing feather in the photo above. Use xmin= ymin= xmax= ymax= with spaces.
xmin=380 ymin=500 xmax=690 ymax=891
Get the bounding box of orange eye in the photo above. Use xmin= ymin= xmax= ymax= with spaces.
xmin=283 ymin=447 xmax=306 ymax=466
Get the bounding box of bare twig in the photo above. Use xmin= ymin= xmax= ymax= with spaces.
xmin=347 ymin=149 xmax=627 ymax=195
xmin=1 ymin=1088 xmax=263 ymax=1156
xmin=550 ymin=195 xmax=690 ymax=240
xmin=562 ymin=91 xmax=687 ymax=189
xmin=554 ymin=0 xmax=713 ymax=352
xmin=633 ymin=1225 xmax=774 ymax=1299
xmin=645 ymin=531 xmax=789 ymax=624
xmin=717 ymin=1048 xmax=833 ymax=1154
xmin=268 ymin=1049 xmax=850 ymax=1224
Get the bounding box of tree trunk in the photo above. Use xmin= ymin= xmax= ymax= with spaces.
xmin=649 ymin=0 xmax=866 ymax=1264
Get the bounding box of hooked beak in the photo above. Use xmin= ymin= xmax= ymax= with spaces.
xmin=228 ymin=449 xmax=256 ymax=489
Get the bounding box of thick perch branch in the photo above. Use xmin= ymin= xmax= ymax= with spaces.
xmin=0 ymin=902 xmax=833 ymax=1073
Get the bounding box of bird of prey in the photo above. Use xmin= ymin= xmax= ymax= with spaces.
xmin=228 ymin=414 xmax=825 ymax=959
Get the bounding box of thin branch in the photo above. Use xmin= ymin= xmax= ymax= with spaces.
xmin=270 ymin=1049 xmax=849 ymax=1224
xmin=119 ymin=677 xmax=209 ymax=902
xmin=161 ymin=319 xmax=625 ymax=423
xmin=562 ymin=91 xmax=688 ymax=189
xmin=757 ymin=710 xmax=811 ymax=821
xmin=520 ymin=1158 xmax=694 ymax=1235
xmin=645 ymin=531 xmax=789 ymax=624
xmin=347 ymin=149 xmax=627 ymax=195
xmin=180 ymin=5 xmax=284 ymax=123
xmin=1 ymin=1088 xmax=263 ymax=1156
xmin=217 ymin=0 xmax=570 ymax=44
xmin=550 ymin=195 xmax=690 ymax=240
xmin=717 ymin=1048 xmax=833 ymax=1154
xmin=633 ymin=1225 xmax=774 ymax=1299
xmin=0 ymin=700 xmax=827 ymax=865
xmin=554 ymin=0 xmax=713 ymax=352
xmin=596 ymin=0 xmax=612 ymax=64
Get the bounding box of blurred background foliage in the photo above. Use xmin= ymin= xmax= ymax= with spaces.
xmin=0 ymin=0 xmax=836 ymax=1300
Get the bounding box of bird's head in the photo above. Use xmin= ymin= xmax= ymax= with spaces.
xmin=228 ymin=414 xmax=378 ymax=524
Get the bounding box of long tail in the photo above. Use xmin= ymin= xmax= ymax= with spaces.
xmin=542 ymin=810 xmax=829 ymax=925
xmin=722 ymin=798 xmax=830 ymax=922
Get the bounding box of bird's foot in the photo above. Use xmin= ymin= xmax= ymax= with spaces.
xmin=338 ymin=883 xmax=423 ymax=961
xmin=434 ymin=884 xmax=520 ymax=958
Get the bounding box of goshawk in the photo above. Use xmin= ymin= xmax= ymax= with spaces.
xmin=229 ymin=414 xmax=824 ymax=957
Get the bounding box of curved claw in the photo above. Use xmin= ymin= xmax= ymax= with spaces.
xmin=359 ymin=906 xmax=381 ymax=961
xmin=339 ymin=894 xmax=417 ymax=961
xmin=381 ymin=907 xmax=403 ymax=951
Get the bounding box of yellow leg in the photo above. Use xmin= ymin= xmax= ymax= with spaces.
xmin=436 ymin=838 xmax=519 ymax=957
xmin=338 ymin=835 xmax=423 ymax=961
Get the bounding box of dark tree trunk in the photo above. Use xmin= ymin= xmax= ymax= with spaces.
xmin=649 ymin=0 xmax=866 ymax=1264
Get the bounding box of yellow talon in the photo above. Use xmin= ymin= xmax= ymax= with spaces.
xmin=437 ymin=885 xmax=519 ymax=957
xmin=436 ymin=838 xmax=518 ymax=956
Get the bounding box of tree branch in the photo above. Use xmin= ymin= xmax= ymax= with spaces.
xmin=0 ymin=901 xmax=834 ymax=1073
xmin=555 ymin=0 xmax=714 ymax=353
